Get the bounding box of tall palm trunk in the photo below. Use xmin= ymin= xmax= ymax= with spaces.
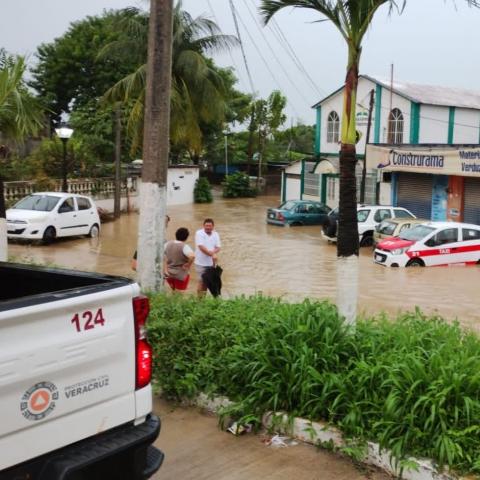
xmin=137 ymin=0 xmax=173 ymax=291
xmin=336 ymin=51 xmax=360 ymax=325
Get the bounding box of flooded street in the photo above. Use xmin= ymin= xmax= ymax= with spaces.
xmin=9 ymin=193 xmax=480 ymax=331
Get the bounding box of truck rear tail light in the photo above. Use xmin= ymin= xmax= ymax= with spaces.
xmin=277 ymin=213 xmax=284 ymax=221
xmin=133 ymin=295 xmax=153 ymax=390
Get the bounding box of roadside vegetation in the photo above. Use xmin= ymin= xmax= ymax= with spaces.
xmin=222 ymin=172 xmax=257 ymax=198
xmin=193 ymin=177 xmax=213 ymax=203
xmin=148 ymin=293 xmax=480 ymax=475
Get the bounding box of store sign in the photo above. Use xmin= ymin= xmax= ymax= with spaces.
xmin=366 ymin=145 xmax=480 ymax=177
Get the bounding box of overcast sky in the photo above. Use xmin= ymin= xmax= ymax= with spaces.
xmin=2 ymin=0 xmax=480 ymax=125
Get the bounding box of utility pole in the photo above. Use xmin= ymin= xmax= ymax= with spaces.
xmin=360 ymin=89 xmax=375 ymax=204
xmin=224 ymin=132 xmax=228 ymax=178
xmin=246 ymin=105 xmax=255 ymax=175
xmin=114 ymin=104 xmax=122 ymax=219
xmin=137 ymin=0 xmax=173 ymax=291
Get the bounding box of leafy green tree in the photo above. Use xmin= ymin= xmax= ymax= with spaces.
xmin=194 ymin=177 xmax=213 ymax=203
xmin=30 ymin=10 xmax=141 ymax=124
xmin=68 ymin=99 xmax=135 ymax=164
xmin=103 ymin=1 xmax=238 ymax=155
xmin=274 ymin=123 xmax=314 ymax=157
xmin=222 ymin=172 xmax=256 ymax=198
xmin=0 ymin=51 xmax=44 ymax=206
xmin=0 ymin=50 xmax=44 ymax=259
xmin=255 ymin=90 xmax=287 ymax=176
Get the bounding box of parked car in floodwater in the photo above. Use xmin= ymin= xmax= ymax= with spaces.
xmin=373 ymin=218 xmax=428 ymax=246
xmin=267 ymin=200 xmax=331 ymax=226
xmin=374 ymin=221 xmax=480 ymax=267
xmin=322 ymin=205 xmax=416 ymax=247
xmin=7 ymin=192 xmax=101 ymax=244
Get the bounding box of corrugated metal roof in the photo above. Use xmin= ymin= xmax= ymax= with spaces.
xmin=364 ymin=75 xmax=480 ymax=110
xmin=313 ymin=75 xmax=480 ymax=110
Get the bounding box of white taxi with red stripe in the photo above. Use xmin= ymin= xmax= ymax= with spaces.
xmin=374 ymin=222 xmax=480 ymax=267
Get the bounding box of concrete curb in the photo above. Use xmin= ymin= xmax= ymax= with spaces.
xmin=262 ymin=413 xmax=459 ymax=480
xmin=193 ymin=394 xmax=465 ymax=480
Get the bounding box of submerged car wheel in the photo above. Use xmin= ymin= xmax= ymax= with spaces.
xmin=89 ymin=223 xmax=100 ymax=238
xmin=42 ymin=226 xmax=56 ymax=244
xmin=322 ymin=216 xmax=337 ymax=237
xmin=407 ymin=258 xmax=424 ymax=267
xmin=360 ymin=233 xmax=374 ymax=247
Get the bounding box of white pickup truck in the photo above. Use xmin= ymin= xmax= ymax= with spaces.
xmin=0 ymin=262 xmax=163 ymax=479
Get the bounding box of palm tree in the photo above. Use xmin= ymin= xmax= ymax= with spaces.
xmin=0 ymin=51 xmax=44 ymax=260
xmin=102 ymin=1 xmax=238 ymax=156
xmin=261 ymin=0 xmax=409 ymax=324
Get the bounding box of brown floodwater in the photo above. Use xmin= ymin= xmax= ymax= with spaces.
xmin=8 ymin=194 xmax=480 ymax=331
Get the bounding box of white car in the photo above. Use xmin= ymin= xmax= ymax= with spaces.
xmin=7 ymin=192 xmax=101 ymax=243
xmin=322 ymin=204 xmax=416 ymax=247
xmin=374 ymin=221 xmax=480 ymax=267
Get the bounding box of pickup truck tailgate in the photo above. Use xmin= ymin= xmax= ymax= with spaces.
xmin=0 ymin=282 xmax=140 ymax=470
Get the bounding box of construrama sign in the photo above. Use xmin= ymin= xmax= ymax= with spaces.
xmin=366 ymin=146 xmax=480 ymax=177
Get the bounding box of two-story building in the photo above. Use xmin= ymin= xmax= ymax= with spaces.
xmin=281 ymin=75 xmax=480 ymax=223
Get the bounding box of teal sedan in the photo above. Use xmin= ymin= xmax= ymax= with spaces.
xmin=267 ymin=200 xmax=331 ymax=226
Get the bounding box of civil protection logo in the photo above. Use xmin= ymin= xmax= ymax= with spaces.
xmin=20 ymin=381 xmax=59 ymax=421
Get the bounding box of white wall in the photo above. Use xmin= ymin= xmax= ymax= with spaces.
xmin=285 ymin=177 xmax=301 ymax=201
xmin=454 ymin=109 xmax=480 ymax=144
xmin=319 ymin=77 xmax=417 ymax=153
xmin=418 ymin=105 xmax=449 ymax=143
xmin=95 ymin=167 xmax=199 ymax=212
xmin=285 ymin=161 xmax=302 ymax=175
xmin=166 ymin=167 xmax=199 ymax=205
xmin=378 ymin=89 xmax=412 ymax=144
xmin=379 ymin=182 xmax=392 ymax=206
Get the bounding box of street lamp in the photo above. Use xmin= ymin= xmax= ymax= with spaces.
xmin=55 ymin=126 xmax=74 ymax=192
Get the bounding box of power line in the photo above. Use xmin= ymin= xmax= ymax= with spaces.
xmin=231 ymin=3 xmax=301 ymax=117
xmin=206 ymin=0 xmax=248 ymax=93
xmin=261 ymin=2 xmax=326 ymax=98
xmin=240 ymin=0 xmax=312 ymax=106
xmin=228 ymin=0 xmax=256 ymax=97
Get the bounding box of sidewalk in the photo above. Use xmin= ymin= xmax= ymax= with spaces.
xmin=152 ymin=397 xmax=389 ymax=480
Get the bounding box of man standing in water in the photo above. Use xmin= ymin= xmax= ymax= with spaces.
xmin=194 ymin=218 xmax=221 ymax=296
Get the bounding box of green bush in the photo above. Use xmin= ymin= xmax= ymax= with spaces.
xmin=222 ymin=171 xmax=256 ymax=198
xmin=194 ymin=177 xmax=213 ymax=203
xmin=148 ymin=294 xmax=480 ymax=475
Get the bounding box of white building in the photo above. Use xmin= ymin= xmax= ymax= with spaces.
xmin=282 ymin=75 xmax=480 ymax=222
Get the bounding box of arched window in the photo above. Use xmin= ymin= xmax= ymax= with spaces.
xmin=327 ymin=111 xmax=340 ymax=143
xmin=387 ymin=108 xmax=404 ymax=144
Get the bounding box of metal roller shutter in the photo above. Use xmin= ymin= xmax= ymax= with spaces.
xmin=397 ymin=173 xmax=433 ymax=219
xmin=464 ymin=178 xmax=480 ymax=225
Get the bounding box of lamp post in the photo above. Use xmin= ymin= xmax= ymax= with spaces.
xmin=55 ymin=126 xmax=74 ymax=192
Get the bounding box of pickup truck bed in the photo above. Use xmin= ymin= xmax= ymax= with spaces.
xmin=0 ymin=262 xmax=162 ymax=479
xmin=0 ymin=263 xmax=131 ymax=309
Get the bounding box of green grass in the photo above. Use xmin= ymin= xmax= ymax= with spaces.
xmin=147 ymin=294 xmax=480 ymax=475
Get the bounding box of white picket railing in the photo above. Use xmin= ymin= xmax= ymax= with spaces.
xmin=4 ymin=177 xmax=138 ymax=204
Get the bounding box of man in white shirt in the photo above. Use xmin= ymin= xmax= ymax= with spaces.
xmin=194 ymin=218 xmax=221 ymax=296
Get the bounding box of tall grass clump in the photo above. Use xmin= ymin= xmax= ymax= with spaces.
xmin=148 ymin=295 xmax=480 ymax=475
